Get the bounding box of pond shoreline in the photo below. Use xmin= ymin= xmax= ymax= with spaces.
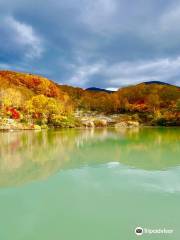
xmin=0 ymin=112 xmax=179 ymax=131
xmin=0 ymin=125 xmax=179 ymax=132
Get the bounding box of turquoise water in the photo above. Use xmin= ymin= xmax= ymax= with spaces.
xmin=0 ymin=128 xmax=180 ymax=239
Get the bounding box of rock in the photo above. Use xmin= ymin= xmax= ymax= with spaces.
xmin=7 ymin=119 xmax=15 ymax=124
xmin=82 ymin=120 xmax=94 ymax=128
xmin=79 ymin=113 xmax=140 ymax=128
xmin=115 ymin=121 xmax=139 ymax=128
xmin=115 ymin=122 xmax=128 ymax=128
xmin=94 ymin=119 xmax=107 ymax=127
xmin=128 ymin=121 xmax=139 ymax=127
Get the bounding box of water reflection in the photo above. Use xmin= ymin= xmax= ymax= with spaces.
xmin=0 ymin=128 xmax=180 ymax=187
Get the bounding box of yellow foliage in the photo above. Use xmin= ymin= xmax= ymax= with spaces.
xmin=0 ymin=88 xmax=23 ymax=108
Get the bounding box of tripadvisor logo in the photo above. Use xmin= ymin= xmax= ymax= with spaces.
xmin=134 ymin=226 xmax=174 ymax=236
xmin=135 ymin=227 xmax=143 ymax=236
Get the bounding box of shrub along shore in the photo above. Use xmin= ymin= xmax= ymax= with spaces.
xmin=0 ymin=111 xmax=179 ymax=131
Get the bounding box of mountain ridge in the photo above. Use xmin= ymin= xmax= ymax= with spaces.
xmin=85 ymin=87 xmax=115 ymax=93
xmin=0 ymin=70 xmax=179 ymax=89
xmin=143 ymin=80 xmax=179 ymax=87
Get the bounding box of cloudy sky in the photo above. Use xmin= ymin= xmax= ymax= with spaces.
xmin=0 ymin=0 xmax=180 ymax=88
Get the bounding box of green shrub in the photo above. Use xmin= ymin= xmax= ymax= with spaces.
xmin=33 ymin=125 xmax=41 ymax=130
xmin=50 ymin=115 xmax=75 ymax=128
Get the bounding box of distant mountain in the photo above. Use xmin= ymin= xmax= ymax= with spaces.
xmin=143 ymin=81 xmax=177 ymax=87
xmin=86 ymin=87 xmax=115 ymax=93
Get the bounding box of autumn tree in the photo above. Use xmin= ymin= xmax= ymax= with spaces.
xmin=24 ymin=95 xmax=65 ymax=124
xmin=177 ymin=99 xmax=180 ymax=112
xmin=0 ymin=88 xmax=23 ymax=108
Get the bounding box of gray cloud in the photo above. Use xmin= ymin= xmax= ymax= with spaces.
xmin=67 ymin=56 xmax=180 ymax=88
xmin=0 ymin=15 xmax=44 ymax=65
xmin=0 ymin=0 xmax=180 ymax=87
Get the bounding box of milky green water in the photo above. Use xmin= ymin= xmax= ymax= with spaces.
xmin=0 ymin=128 xmax=180 ymax=240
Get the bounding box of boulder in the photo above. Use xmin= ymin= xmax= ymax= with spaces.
xmin=82 ymin=120 xmax=94 ymax=128
xmin=115 ymin=121 xmax=139 ymax=128
xmin=93 ymin=119 xmax=107 ymax=127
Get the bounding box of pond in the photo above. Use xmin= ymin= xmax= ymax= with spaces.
xmin=0 ymin=128 xmax=180 ymax=239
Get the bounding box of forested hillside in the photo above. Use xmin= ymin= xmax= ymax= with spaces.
xmin=59 ymin=79 xmax=180 ymax=125
xmin=0 ymin=70 xmax=179 ymax=128
xmin=0 ymin=71 xmax=74 ymax=128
